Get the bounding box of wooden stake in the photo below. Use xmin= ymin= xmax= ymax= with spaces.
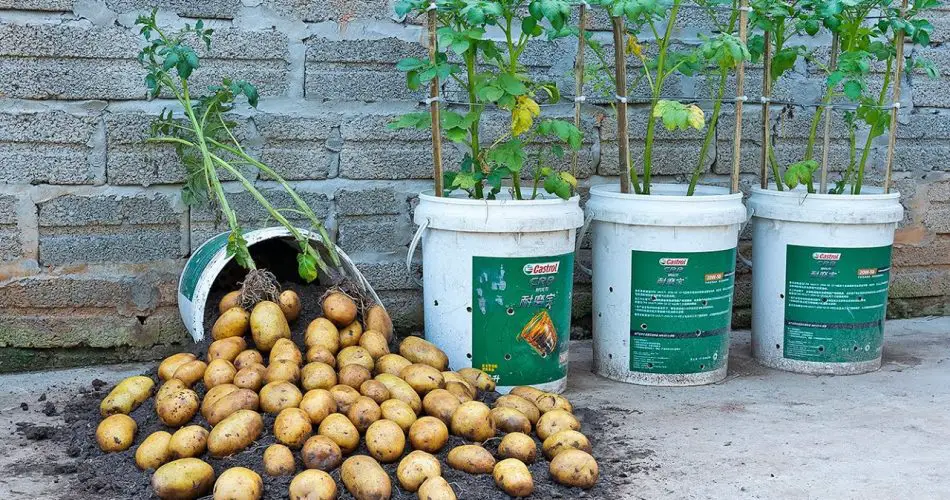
xmin=427 ymin=6 xmax=444 ymax=197
xmin=731 ymin=0 xmax=749 ymax=194
xmin=612 ymin=16 xmax=631 ymax=194
xmin=883 ymin=0 xmax=909 ymax=194
xmin=760 ymin=31 xmax=771 ymax=190
xmin=819 ymin=34 xmax=839 ymax=194
xmin=572 ymin=3 xmax=587 ymax=180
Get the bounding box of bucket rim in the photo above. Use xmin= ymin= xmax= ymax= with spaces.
xmin=750 ymin=184 xmax=901 ymax=201
xmin=418 ymin=190 xmax=580 ymax=206
xmin=589 ymin=183 xmax=743 ymax=202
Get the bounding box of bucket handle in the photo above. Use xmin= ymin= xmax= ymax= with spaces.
xmin=574 ymin=213 xmax=594 ymax=276
xmin=406 ymin=218 xmax=429 ymax=287
xmin=737 ymin=206 xmax=755 ymax=269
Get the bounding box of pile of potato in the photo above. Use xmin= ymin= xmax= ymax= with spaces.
xmin=95 ymin=288 xmax=599 ymax=499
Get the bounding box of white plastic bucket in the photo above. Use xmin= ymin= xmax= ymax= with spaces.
xmin=747 ymin=186 xmax=903 ymax=375
xmin=178 ymin=227 xmax=380 ymax=342
xmin=408 ymin=191 xmax=584 ymax=394
xmin=586 ymin=184 xmax=747 ymax=386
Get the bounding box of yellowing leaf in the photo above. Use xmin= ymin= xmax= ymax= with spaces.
xmin=626 ymin=35 xmax=643 ymax=58
xmin=686 ymin=104 xmax=705 ymax=130
xmin=511 ymin=95 xmax=541 ymax=136
xmin=559 ymin=171 xmax=577 ymax=188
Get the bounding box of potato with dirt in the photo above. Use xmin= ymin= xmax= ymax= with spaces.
xmin=278 ymin=289 xmax=302 ymax=322
xmin=200 ymin=384 xmax=238 ymax=419
xmin=305 ymin=318 xmax=339 ymax=354
xmin=159 ymin=353 xmax=197 ymax=381
xmin=269 ymin=338 xmax=303 ymax=366
xmin=458 ymin=367 xmax=496 ymax=393
xmin=171 ymin=360 xmax=207 ymax=388
xmin=213 ymin=466 xmax=262 ymax=500
xmin=232 ymin=363 xmax=266 ymax=392
xmin=156 ymin=379 xmax=187 ymax=403
xmin=536 ymin=409 xmax=580 ymax=440
xmin=259 ymin=381 xmax=303 ymax=414
xmin=359 ymin=380 xmax=390 ymax=404
xmin=494 ymin=394 xmax=540 ymax=425
xmin=318 ymin=413 xmax=360 ymax=454
xmin=549 ymin=449 xmax=599 ymax=488
xmin=543 ymin=429 xmax=592 ymax=459
xmin=400 ymin=363 xmax=445 ymax=395
xmin=263 ymin=444 xmax=295 ymax=476
xmin=490 ymin=407 xmax=532 ymax=434
xmin=305 ymin=345 xmax=337 ymax=366
xmin=534 ymin=392 xmax=573 ymax=414
xmin=275 ymin=407 xmax=313 ymax=448
xmin=374 ymin=373 xmax=421 ymax=414
xmin=341 ymin=455 xmax=392 ymax=500
xmin=493 ymin=458 xmax=534 ymax=497
xmin=151 ymin=458 xmax=215 ymax=499
xmin=301 ymin=435 xmax=343 ymax=471
xmin=300 ymin=361 xmax=337 ymax=391
xmin=233 ymin=349 xmax=264 ymax=371
xmin=509 ymin=386 xmax=545 ymax=402
xmin=250 ymin=300 xmax=291 ymax=352
xmin=375 ymin=353 xmax=412 ymax=377
xmin=329 ymin=384 xmax=361 ymax=414
xmin=100 ymin=375 xmax=154 ymax=416
xmin=208 ymin=337 xmax=247 ymax=363
xmin=168 ymin=425 xmax=209 ymax=459
xmin=218 ymin=290 xmax=242 ymax=313
xmin=337 ymin=346 xmax=374 ymax=371
xmin=444 ymin=381 xmax=475 ymax=403
xmin=358 ymin=330 xmax=389 ymax=359
xmin=339 ymin=364 xmax=372 ymax=389
xmin=422 ymin=388 xmax=460 ymax=425
xmin=264 ymin=359 xmax=301 ymax=385
xmin=299 ymin=389 xmax=337 ymax=425
xmin=322 ymin=291 xmax=358 ymax=327
xmin=364 ymin=304 xmax=393 ymax=342
xmin=380 ymin=399 xmax=416 ymax=433
xmin=396 ymin=450 xmax=441 ymax=492
xmin=156 ymin=387 xmax=200 ymax=427
xmin=289 ymin=469 xmax=337 ymax=500
xmin=450 ymin=400 xmax=495 ymax=442
xmin=399 ymin=336 xmax=449 ymax=371
xmin=418 ymin=476 xmax=456 ymax=500
xmin=339 ymin=320 xmax=363 ymax=348
xmin=365 ymin=419 xmax=405 ymax=463
xmin=207 ymin=409 xmax=264 ymax=457
xmin=212 ymin=307 xmax=250 ymax=340
xmin=446 ymin=444 xmax=495 ymax=474
xmin=136 ymin=430 xmax=173 ymax=470
xmin=206 ymin=388 xmax=259 ymax=426
xmin=408 ymin=416 xmax=448 ymax=453
xmin=204 ymin=359 xmax=237 ymax=388
xmin=498 ymin=432 xmax=537 ymax=463
xmin=347 ymin=396 xmax=382 ymax=433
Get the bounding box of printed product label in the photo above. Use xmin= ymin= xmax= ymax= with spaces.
xmin=472 ymin=253 xmax=574 ymax=386
xmin=783 ymin=245 xmax=892 ymax=363
xmin=179 ymin=232 xmax=230 ymax=301
xmin=629 ymin=249 xmax=736 ymax=374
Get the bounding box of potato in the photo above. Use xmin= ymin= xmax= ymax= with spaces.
xmin=152 ymin=458 xmax=215 ymax=500
xmin=263 ymin=444 xmax=296 ymax=476
xmin=418 ymin=477 xmax=456 ymax=500
xmin=549 ymin=449 xmax=598 ymax=489
xmin=375 ymin=373 xmax=421 ymax=414
xmin=446 ymin=444 xmax=495 ymax=474
xmin=445 ymin=381 xmax=475 ymax=403
xmin=159 ymin=353 xmax=197 ymax=381
xmin=365 ymin=419 xmax=405 ymax=463
xmin=449 ymin=401 xmax=495 ymax=442
xmin=208 ymin=337 xmax=247 ymax=363
xmin=494 ymin=395 xmax=540 ymax=425
xmin=534 ymin=392 xmax=573 ymax=414
xmin=265 ymin=359 xmax=301 ymax=384
xmin=339 ymin=320 xmax=363 ymax=348
xmin=201 ymin=384 xmax=239 ymax=419
xmin=233 ymin=349 xmax=264 ymax=371
xmin=536 ymin=409 xmax=580 ymax=440
xmin=300 ymin=362 xmax=337 ymax=391
xmin=542 ymin=430 xmax=592 ymax=460
xmin=408 ymin=416 xmax=448 ymax=453
xmin=250 ymin=301 xmax=291 ymax=352
xmin=136 ymin=431 xmax=173 ymax=470
xmin=347 ymin=396 xmax=382 ymax=433
xmin=339 ymin=364 xmax=372 ymax=389
xmin=380 ymin=399 xmax=417 ymax=433
xmin=213 ymin=467 xmax=262 ymax=500
xmin=219 ymin=290 xmax=243 ymax=314
xmin=206 ymin=388 xmax=260 ymax=426
xmin=318 ymin=413 xmax=360 ymax=454
xmin=493 ymin=458 xmax=533 ymax=497
xmin=329 ymin=384 xmax=362 ymax=414
xmin=156 ymin=378 xmax=187 ymax=402
xmin=208 ymin=410 xmax=264 ymax=457
xmin=289 ymin=469 xmax=337 ymax=500
xmin=213 ymin=307 xmax=251 ymax=340
xmin=364 ymin=304 xmax=393 ymax=342
xmin=400 ymin=364 xmax=445 ymax=395
xmin=305 ymin=345 xmax=337 ymax=366
xmin=278 ymin=290 xmax=302 ymax=322
xmin=301 ymin=435 xmax=343 ymax=471
xmin=168 ymin=425 xmax=209 ymax=459
xmin=422 ymin=389 xmax=460 ymax=425
xmin=509 ymin=386 xmax=545 ymax=402
xmin=275 ymin=408 xmax=313 ymax=448
xmin=337 ymin=346 xmax=374 ymax=371
xmin=100 ymin=375 xmax=154 ymax=416
xmin=259 ymin=381 xmax=303 ymax=414
xmin=396 ymin=450 xmax=441 ymax=492
xmin=323 ymin=291 xmax=358 ymax=327
xmin=399 ymin=337 xmax=449 ymax=371
xmin=269 ymin=338 xmax=303 ymax=366
xmin=359 ymin=380 xmax=390 ymax=404
xmin=156 ymin=388 xmax=199 ymax=427
xmin=490 ymin=407 xmax=532 ymax=434
xmin=172 ymin=360 xmax=207 ymax=388
xmin=204 ymin=359 xmax=237 ymax=389
xmin=341 ymin=455 xmax=392 ymax=500
xmin=375 ymin=354 xmax=412 ymax=377
xmin=299 ymin=389 xmax=337 ymax=425
xmin=458 ymin=367 xmax=496 ymax=393
xmin=305 ymin=318 xmax=339 ymax=354
xmin=233 ymin=363 xmax=266 ymax=391
xmin=358 ymin=330 xmax=389 ymax=359
xmin=498 ymin=432 xmax=537 ymax=464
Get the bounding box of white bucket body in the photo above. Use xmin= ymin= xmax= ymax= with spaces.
xmin=412 ymin=192 xmax=583 ymax=394
xmin=587 ymin=184 xmax=747 ymax=386
xmin=748 ymin=186 xmax=904 ymax=375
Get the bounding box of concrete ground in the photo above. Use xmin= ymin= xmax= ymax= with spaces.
xmin=1 ymin=317 xmax=948 ymax=499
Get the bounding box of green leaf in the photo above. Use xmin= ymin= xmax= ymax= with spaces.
xmin=297 ymin=252 xmax=318 ymax=282
xmin=497 ymin=74 xmax=527 ymax=95
xmin=843 ymin=80 xmax=863 ymax=100
xmin=488 ymin=139 xmax=525 ymax=172
xmin=396 ymin=58 xmax=427 ymax=71
xmin=784 ymin=160 xmax=818 ymax=190
xmin=227 ymin=230 xmax=254 ymax=270
xmin=771 ymin=48 xmax=798 ymax=81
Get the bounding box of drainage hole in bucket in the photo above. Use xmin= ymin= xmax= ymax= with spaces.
xmin=640 ymin=323 xmax=648 ymax=330
xmin=650 ymin=295 xmax=657 ymax=301
xmin=608 ymin=354 xmax=613 ymax=360
xmin=506 ymin=307 xmax=514 ymax=316
xmin=818 ymin=346 xmax=825 ymax=352
xmin=700 ymin=364 xmax=705 ymax=370
xmin=701 ymin=300 xmax=708 ymax=306
xmin=434 ymin=300 xmax=439 ymax=306
xmin=858 ymin=296 xmax=864 ymax=302
xmin=647 ymin=363 xmax=653 ymax=368
xmin=853 ymin=345 xmax=860 ymax=351
xmin=821 ymin=297 xmax=828 ymax=303
xmin=609 ymin=286 xmax=614 ymax=293
xmin=776 ymin=344 xmax=781 ymax=350
xmin=466 ymin=306 xmax=472 ymax=313
xmin=466 ymin=353 xmax=472 ymax=359
xmin=598 ymin=312 xmax=602 ymax=318
xmin=504 ymin=354 xmax=512 ymax=361
xmin=780 ymin=293 xmax=785 ymax=299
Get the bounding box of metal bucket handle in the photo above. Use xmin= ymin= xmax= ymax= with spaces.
xmin=737 ymin=206 xmax=755 ymax=268
xmin=574 ymin=213 xmax=594 ymax=276
xmin=406 ymin=218 xmax=430 ymax=287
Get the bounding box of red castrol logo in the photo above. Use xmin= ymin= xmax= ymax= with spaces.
xmin=812 ymin=252 xmax=841 ymax=261
xmin=523 ymin=262 xmax=559 ymax=275
xmin=659 ymin=257 xmax=688 ymax=266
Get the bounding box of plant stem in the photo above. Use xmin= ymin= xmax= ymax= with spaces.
xmin=464 ymin=49 xmax=484 ymax=199
xmin=688 ymin=66 xmax=728 ymax=196
xmin=854 ymin=58 xmax=893 ymax=195
xmin=642 ymin=0 xmax=682 ymax=195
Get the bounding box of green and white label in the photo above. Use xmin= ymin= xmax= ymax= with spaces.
xmin=783 ymin=245 xmax=892 ymax=363
xmin=629 ymin=249 xmax=736 ymax=374
xmin=471 ymin=253 xmax=574 ymax=386
xmin=179 ymin=231 xmax=230 ymax=301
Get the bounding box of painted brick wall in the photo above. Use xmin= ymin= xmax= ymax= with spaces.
xmin=0 ymin=1 xmax=948 ymax=371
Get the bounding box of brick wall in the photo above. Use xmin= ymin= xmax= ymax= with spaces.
xmin=0 ymin=1 xmax=948 ymax=371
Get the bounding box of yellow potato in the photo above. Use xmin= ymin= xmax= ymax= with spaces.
xmin=213 ymin=467 xmax=262 ymax=500
xmin=329 ymin=384 xmax=361 ymax=414
xmin=208 ymin=410 xmax=264 ymax=457
xmin=233 ymin=349 xmax=264 ymax=371
xmin=265 ymin=359 xmax=301 ymax=384
xmin=375 ymin=354 xmax=412 ymax=377
xmin=289 ymin=469 xmax=337 ymax=500
xmin=493 ymin=458 xmax=534 ymax=497
xmin=365 ymin=419 xmax=405 ymax=463
xmin=274 ymin=408 xmax=313 ymax=449
xmin=208 ymin=337 xmax=247 ymax=363
xmin=200 ymin=384 xmax=239 ymax=419
xmin=338 ymin=364 xmax=372 ymax=389
xmin=151 ymin=458 xmax=215 ymax=499
xmin=206 ymin=388 xmax=260 ymax=426
xmin=458 ymin=367 xmax=496 ymax=393
xmin=337 ymin=346 xmax=374 ymax=371
xmin=278 ymin=289 xmax=302 ymax=322
xmin=299 ymin=389 xmax=337 ymax=425
xmin=396 ymin=450 xmax=441 ymax=492
xmin=156 ymin=379 xmax=187 ymax=404
xmin=232 ymin=363 xmax=266 ymax=392
xmin=322 ymin=291 xmax=358 ymax=327
xmin=400 ymin=363 xmax=445 ymax=395
xmin=301 ymin=435 xmax=343 ymax=471
xmin=418 ymin=477 xmax=456 ymax=500
xmin=494 ymin=394 xmax=540 ymax=425
xmin=450 ymin=401 xmax=495 ymax=442
xmin=380 ymin=399 xmax=417 ymax=433
xmin=509 ymin=386 xmax=545 ymax=402
xmin=542 ymin=429 xmax=592 ymax=460
xmin=135 ymin=431 xmax=172 ymax=470
xmin=263 ymin=444 xmax=296 ymax=476
xmin=364 ymin=304 xmax=393 ymax=342
xmin=300 ymin=362 xmax=337 ymax=391
xmin=156 ymin=388 xmax=199 ymax=427
xmin=304 ymin=318 xmax=339 ymax=354
xmin=305 ymin=345 xmax=337 ymax=366
xmin=269 ymin=338 xmax=303 ymax=366
xmin=490 ymin=407 xmax=532 ymax=434
xmin=498 ymin=432 xmax=537 ymax=464
xmin=172 ymin=360 xmax=207 ymax=388
xmin=346 ymin=396 xmax=382 ymax=434
xmin=218 ymin=290 xmax=243 ymax=314
xmin=259 ymin=381 xmax=303 ymax=414
xmin=422 ymin=389 xmax=460 ymax=425
xmin=204 ymin=359 xmax=237 ymax=389
xmin=359 ymin=380 xmax=391 ymax=405
xmin=339 ymin=320 xmax=363 ymax=348
xmin=168 ymin=425 xmax=209 ymax=459
xmin=358 ymin=330 xmax=389 ymax=359
xmin=446 ymin=444 xmax=495 ymax=474
xmin=100 ymin=375 xmax=154 ymax=416
xmin=317 ymin=413 xmax=360 ymax=454
xmin=250 ymin=300 xmax=291 ymax=352
xmin=159 ymin=353 xmax=196 ymax=381
xmin=408 ymin=416 xmax=448 ymax=453
xmin=534 ymin=392 xmax=573 ymax=414
xmin=374 ymin=373 xmax=421 ymax=414
xmin=536 ymin=409 xmax=580 ymax=440
xmin=445 ymin=381 xmax=475 ymax=403
xmin=341 ymin=455 xmax=392 ymax=500
xmin=549 ymin=449 xmax=598 ymax=489
xmin=399 ymin=337 xmax=449 ymax=371
xmin=212 ymin=306 xmax=251 ymax=340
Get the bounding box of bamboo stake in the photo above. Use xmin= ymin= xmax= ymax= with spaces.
xmin=572 ymin=2 xmax=588 ymax=180
xmin=612 ymin=16 xmax=631 ymax=194
xmin=883 ymin=0 xmax=909 ymax=194
xmin=819 ymin=34 xmax=840 ymax=194
xmin=731 ymin=0 xmax=749 ymax=194
xmin=760 ymin=31 xmax=771 ymax=190
xmin=427 ymin=5 xmax=444 ymax=197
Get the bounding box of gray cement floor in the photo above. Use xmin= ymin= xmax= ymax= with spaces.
xmin=1 ymin=317 xmax=948 ymax=499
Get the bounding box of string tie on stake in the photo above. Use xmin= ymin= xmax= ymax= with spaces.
xmin=736 ymin=95 xmax=748 ymax=102
xmin=574 ymin=95 xmax=587 ymax=103
xmin=759 ymin=96 xmax=771 ymax=104
xmin=615 ymin=94 xmax=628 ymax=104
xmin=426 ymin=2 xmax=437 ymax=10
xmin=893 ymin=102 xmax=901 ymax=109
xmin=424 ymin=96 xmax=442 ymax=105
xmin=738 ymin=6 xmax=752 ymax=11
